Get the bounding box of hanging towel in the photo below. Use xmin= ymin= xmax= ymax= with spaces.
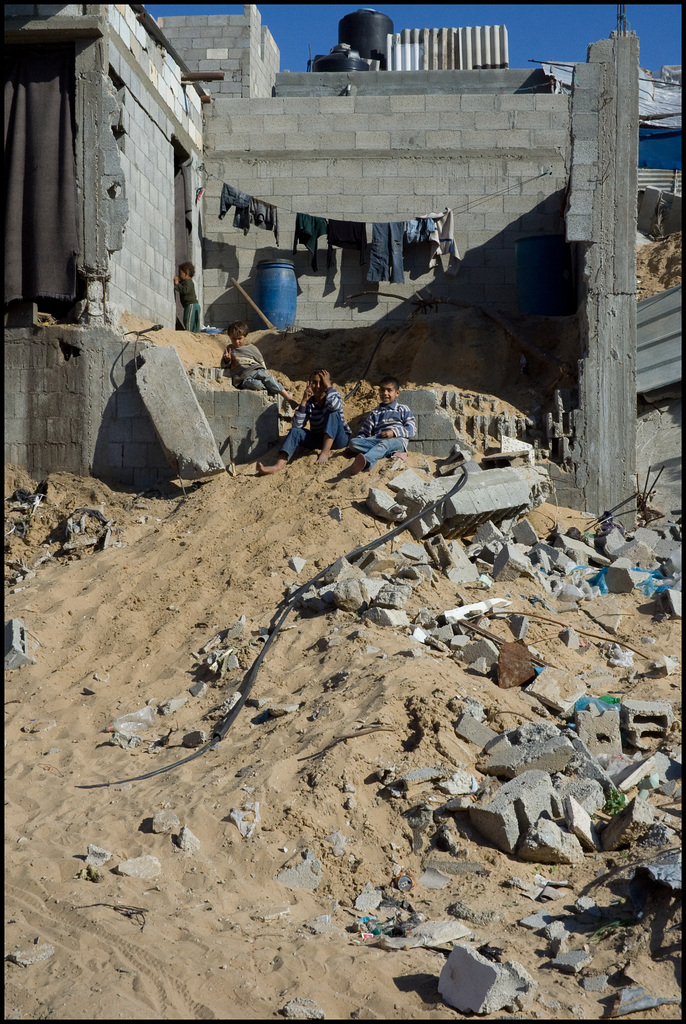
xmin=367 ymin=221 xmax=406 ymax=284
xmin=327 ymin=219 xmax=368 ymax=269
xmin=250 ymin=197 xmax=279 ymax=246
xmin=219 ymin=183 xmax=251 ymax=233
xmin=420 ymin=208 xmax=461 ymax=275
xmin=404 ymin=217 xmax=436 ymax=244
xmin=293 ymin=213 xmax=328 ymax=271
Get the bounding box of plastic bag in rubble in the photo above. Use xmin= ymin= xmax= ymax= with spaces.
xmin=229 ymin=802 xmax=260 ymax=838
xmin=602 ymin=642 xmax=634 ymax=668
xmin=588 ymin=567 xmax=609 ymax=595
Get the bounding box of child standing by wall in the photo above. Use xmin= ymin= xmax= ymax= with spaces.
xmin=173 ymin=261 xmax=201 ymax=332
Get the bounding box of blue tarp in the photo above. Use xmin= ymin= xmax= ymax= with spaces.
xmin=639 ymin=129 xmax=682 ymax=170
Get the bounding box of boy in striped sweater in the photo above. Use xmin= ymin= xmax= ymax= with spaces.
xmin=257 ymin=369 xmax=350 ymax=475
xmin=348 ymin=376 xmax=416 ymax=476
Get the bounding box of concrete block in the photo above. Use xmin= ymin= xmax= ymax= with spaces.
xmin=552 ymin=950 xmax=593 ymax=974
xmin=517 ymin=819 xmax=585 ymax=865
xmin=512 ymin=519 xmax=538 ymax=546
xmin=474 ymin=520 xmax=506 ymax=546
xmin=372 ymin=584 xmax=412 ymax=610
xmin=509 ymin=614 xmax=530 ymax=640
xmin=614 ymin=540 xmax=658 ymax=570
xmin=564 ymin=795 xmax=601 ymax=851
xmin=454 ymin=712 xmax=497 ymax=749
xmin=332 ymin=579 xmax=364 ymax=612
xmin=136 ymin=347 xmax=224 ymax=480
xmin=459 ymin=637 xmax=499 ymax=669
xmin=660 ymin=588 xmax=681 ymax=619
xmin=564 ymin=735 xmax=615 ymax=795
xmin=363 ymin=607 xmax=409 ymax=628
xmin=620 ymin=699 xmax=674 ymax=749
xmin=559 ymin=626 xmax=580 ymax=649
xmin=553 ymin=532 xmax=610 ymax=567
xmin=553 ymin=777 xmax=605 ymax=815
xmin=479 ymin=721 xmax=575 ymax=779
xmin=575 ymin=708 xmax=622 ymax=756
xmin=275 ymin=848 xmax=322 ymax=890
xmin=492 ymin=543 xmax=534 ymax=582
xmin=524 ymin=667 xmax=586 ymax=714
xmin=365 ymin=488 xmax=407 ymax=522
xmin=605 ymin=557 xmax=643 ymax=593
xmin=438 ymin=944 xmax=537 ymax=1015
xmin=469 ymin=770 xmax=561 ymax=854
xmin=600 ymin=796 xmax=655 ymax=851
xmin=5 ymin=619 xmax=36 ymax=669
xmin=611 ymin=754 xmax=657 ymax=792
xmin=598 ymin=527 xmax=627 ymax=559
xmin=584 ymin=595 xmax=622 ymax=635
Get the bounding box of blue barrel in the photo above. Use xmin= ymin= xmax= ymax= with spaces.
xmin=252 ymin=261 xmax=297 ymax=330
xmin=515 ymin=236 xmax=575 ymax=315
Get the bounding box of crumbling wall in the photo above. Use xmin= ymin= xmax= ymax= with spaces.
xmin=159 ymin=5 xmax=279 ymax=99
xmin=4 ymin=328 xmax=170 ymax=488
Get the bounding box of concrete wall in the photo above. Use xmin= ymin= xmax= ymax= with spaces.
xmin=158 ymin=4 xmax=279 ymax=99
xmin=199 ymin=69 xmax=570 ymax=329
xmin=106 ymin=5 xmax=204 ymax=327
xmin=636 ymin=388 xmax=682 ymax=518
xmin=555 ymin=33 xmax=640 ymax=518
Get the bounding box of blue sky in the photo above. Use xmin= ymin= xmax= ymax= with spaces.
xmin=146 ymin=5 xmax=681 ymax=75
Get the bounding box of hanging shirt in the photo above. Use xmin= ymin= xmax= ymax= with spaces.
xmin=327 ymin=219 xmax=368 ymax=268
xmin=404 ymin=217 xmax=436 ymax=244
xmin=293 ymin=213 xmax=328 ymax=271
xmin=367 ymin=221 xmax=407 ymax=284
xmin=219 ymin=183 xmax=252 ymax=234
xmin=250 ymin=198 xmax=279 ymax=246
xmin=419 ymin=208 xmax=461 ymax=275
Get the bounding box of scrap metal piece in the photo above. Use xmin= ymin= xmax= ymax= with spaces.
xmin=610 ymin=986 xmax=680 ymax=1017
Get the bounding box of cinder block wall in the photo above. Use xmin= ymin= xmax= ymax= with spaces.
xmin=159 ymin=5 xmax=279 ymax=99
xmin=4 ymin=329 xmax=171 ymax=488
xmin=199 ymin=71 xmax=570 ymax=329
xmin=106 ymin=6 xmax=204 ymax=327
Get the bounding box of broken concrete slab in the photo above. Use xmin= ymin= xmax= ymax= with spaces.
xmin=584 ymin=595 xmax=623 ymax=635
xmin=372 ymin=583 xmax=412 ymax=610
xmin=512 ymin=519 xmax=539 ymax=547
xmin=136 ymin=346 xmax=225 ymax=480
xmin=509 ymin=614 xmax=530 ymax=640
xmin=517 ymin=819 xmax=585 ymax=864
xmin=479 ymin=721 xmax=575 ymax=779
xmin=605 ymin=557 xmax=644 ymax=593
xmin=600 ymin=796 xmax=655 ymax=850
xmin=365 ymin=488 xmax=407 ymax=522
xmin=659 ymin=588 xmax=682 ymax=619
xmin=492 ymin=543 xmax=536 ymax=582
xmin=524 ymin=667 xmax=587 ymax=714
xmin=469 ymin=770 xmax=562 ymax=855
xmin=553 ymin=532 xmax=611 ymax=567
xmin=115 ymin=855 xmax=162 ymax=880
xmin=565 ymin=735 xmax=616 ymax=794
xmin=332 ymin=579 xmax=365 ymax=612
xmin=438 ymin=943 xmax=537 ymax=1014
xmin=551 ymin=949 xmax=593 ymax=974
xmin=460 ymin=636 xmax=500 ymax=669
xmin=275 ymin=849 xmax=322 ymax=890
xmin=454 ymin=712 xmax=498 ymax=748
xmin=574 ymin=707 xmax=623 ymax=757
xmin=620 ymin=699 xmax=674 ymax=748
xmin=564 ymin=795 xmax=601 ymax=851
xmin=5 ymin=618 xmax=36 ymax=670
xmin=363 ymin=607 xmax=409 ymax=628
xmin=554 ymin=777 xmax=605 ymax=815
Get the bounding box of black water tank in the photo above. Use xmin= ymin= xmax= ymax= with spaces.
xmin=339 ymin=8 xmax=393 ymax=69
xmin=312 ymin=44 xmax=370 ymax=73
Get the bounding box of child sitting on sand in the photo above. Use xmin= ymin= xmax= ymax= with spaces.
xmin=347 ymin=376 xmax=416 ymax=475
xmin=221 ymin=321 xmax=297 ymax=406
xmin=257 ymin=369 xmax=350 ymax=474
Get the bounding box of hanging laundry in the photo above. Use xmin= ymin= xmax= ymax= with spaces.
xmin=420 ymin=208 xmax=461 ymax=275
xmin=367 ymin=221 xmax=407 ymax=284
xmin=250 ymin=197 xmax=279 ymax=246
xmin=404 ymin=217 xmax=436 ymax=244
xmin=293 ymin=213 xmax=328 ymax=271
xmin=327 ymin=219 xmax=368 ymax=269
xmin=219 ymin=183 xmax=252 ymax=233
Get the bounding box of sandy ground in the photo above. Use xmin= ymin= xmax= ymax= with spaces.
xmin=635 ymin=231 xmax=681 ymax=301
xmin=4 ymin=234 xmax=681 ymax=1019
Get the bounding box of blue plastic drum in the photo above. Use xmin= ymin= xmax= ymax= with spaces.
xmin=252 ymin=261 xmax=297 ymax=330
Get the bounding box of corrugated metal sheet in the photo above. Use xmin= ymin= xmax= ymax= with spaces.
xmin=638 ymin=168 xmax=682 ymax=194
xmin=636 ymin=285 xmax=682 ymax=392
xmin=387 ymin=26 xmax=508 ymax=71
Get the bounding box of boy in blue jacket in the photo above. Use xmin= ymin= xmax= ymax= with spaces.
xmin=348 ymin=376 xmax=416 ymax=475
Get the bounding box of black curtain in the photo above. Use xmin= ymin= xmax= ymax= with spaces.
xmin=4 ymin=46 xmax=80 ymax=303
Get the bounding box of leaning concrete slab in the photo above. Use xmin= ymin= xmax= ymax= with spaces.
xmin=136 ymin=347 xmax=225 ymax=480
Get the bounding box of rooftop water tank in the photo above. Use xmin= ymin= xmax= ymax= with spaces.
xmin=339 ymin=8 xmax=393 ymax=70
xmin=312 ymin=43 xmax=370 ymax=73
